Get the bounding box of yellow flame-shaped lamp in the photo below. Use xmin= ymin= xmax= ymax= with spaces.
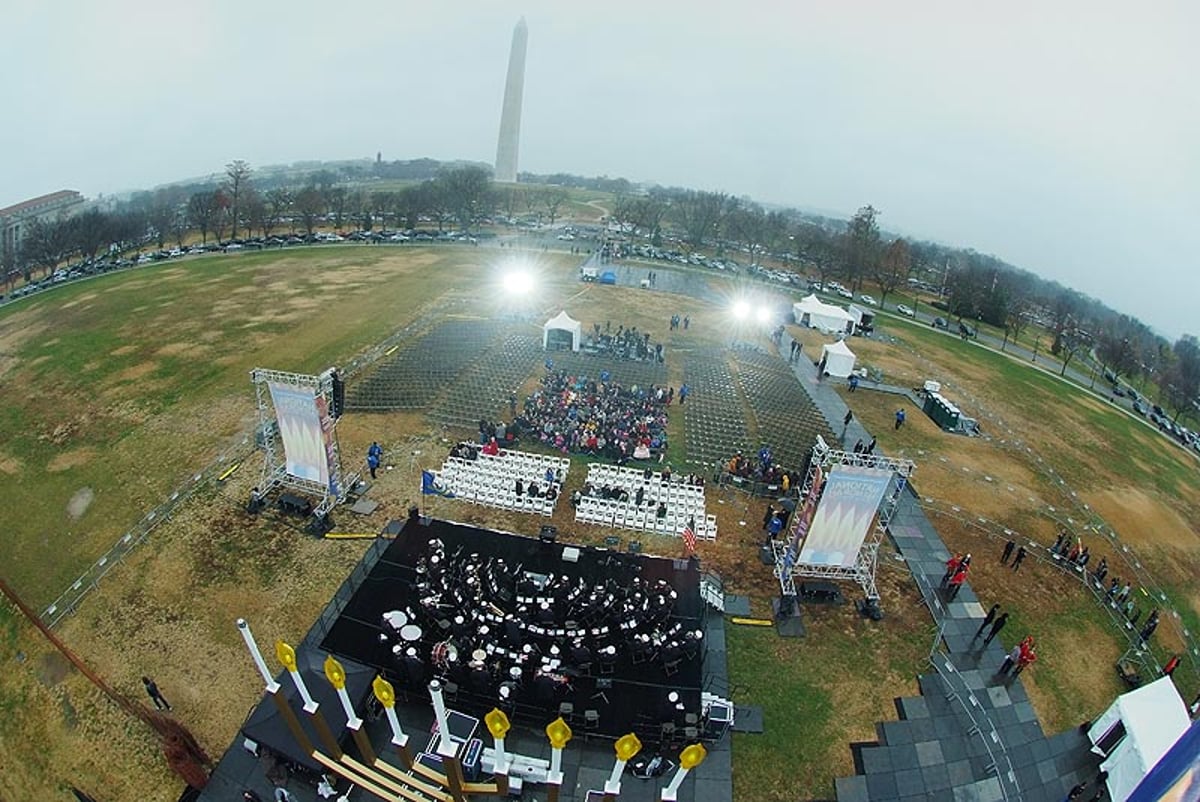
xmin=546 ymin=717 xmax=573 ymax=749
xmin=275 ymin=639 xmax=317 ymax=712
xmin=372 ymin=675 xmax=409 ymax=750
xmin=614 ymin=733 xmax=642 ymax=762
xmin=275 ymin=640 xmax=298 ymax=672
xmin=323 ymin=655 xmax=362 ymax=730
xmin=605 ymin=732 xmax=643 ymax=795
xmin=661 ymin=742 xmax=708 ymax=800
xmin=546 ymin=716 xmax=573 ymax=784
xmin=372 ymin=676 xmax=396 ymax=708
xmin=485 ymin=708 xmax=512 ymax=740
xmin=679 ymin=743 xmax=707 ymax=770
xmin=324 ymin=655 xmax=346 ymax=689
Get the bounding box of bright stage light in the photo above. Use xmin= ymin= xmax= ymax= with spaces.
xmin=756 ymin=306 xmax=773 ymax=324
xmin=502 ymin=268 xmax=535 ymax=296
xmin=731 ymin=300 xmax=751 ymax=321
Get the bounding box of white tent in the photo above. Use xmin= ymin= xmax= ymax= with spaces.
xmin=543 ymin=310 xmax=582 ymax=352
xmin=1088 ymin=676 xmax=1190 ymax=802
xmin=819 ymin=340 xmax=857 ymax=378
xmin=793 ymin=294 xmax=855 ymax=334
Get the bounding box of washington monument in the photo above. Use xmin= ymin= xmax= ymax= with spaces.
xmin=494 ymin=17 xmax=528 ymax=183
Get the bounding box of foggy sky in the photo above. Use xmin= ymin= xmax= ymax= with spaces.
xmin=3 ymin=1 xmax=1196 ymax=339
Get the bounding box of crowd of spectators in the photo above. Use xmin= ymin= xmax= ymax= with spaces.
xmin=721 ymin=446 xmax=801 ymax=491
xmin=517 ymin=371 xmax=670 ymax=462
xmin=585 ymin=322 xmax=663 ymax=363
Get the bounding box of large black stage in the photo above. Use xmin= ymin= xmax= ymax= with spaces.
xmin=320 ymin=517 xmax=706 ymax=743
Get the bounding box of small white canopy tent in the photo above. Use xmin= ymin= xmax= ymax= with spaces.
xmin=793 ymin=294 xmax=855 ymax=335
xmin=1087 ymin=676 xmax=1190 ymax=802
xmin=543 ymin=310 xmax=582 ymax=352
xmin=819 ymin=339 xmax=857 ymax=378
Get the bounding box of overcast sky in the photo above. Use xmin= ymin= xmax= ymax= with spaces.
xmin=3 ymin=1 xmax=1196 ymax=338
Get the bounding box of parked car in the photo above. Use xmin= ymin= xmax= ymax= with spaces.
xmin=931 ymin=317 xmax=948 ymax=329
xmin=896 ymin=304 xmax=915 ymax=317
xmin=1132 ymin=400 xmax=1147 ymax=416
xmin=859 ymin=294 xmax=878 ymax=306
xmin=837 ymin=288 xmax=853 ymax=299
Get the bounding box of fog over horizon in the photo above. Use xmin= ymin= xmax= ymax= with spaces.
xmin=3 ymin=1 xmax=1196 ymax=339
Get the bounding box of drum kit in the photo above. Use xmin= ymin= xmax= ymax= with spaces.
xmin=431 ymin=639 xmax=459 ymax=670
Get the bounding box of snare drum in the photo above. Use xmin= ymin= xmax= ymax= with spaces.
xmin=400 ymin=624 xmax=423 ymax=642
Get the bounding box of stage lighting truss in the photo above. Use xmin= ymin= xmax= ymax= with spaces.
xmin=772 ymin=435 xmax=916 ymax=602
xmin=251 ymin=366 xmax=359 ymax=518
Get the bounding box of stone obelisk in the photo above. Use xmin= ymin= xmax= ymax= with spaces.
xmin=494 ymin=17 xmax=528 ymax=184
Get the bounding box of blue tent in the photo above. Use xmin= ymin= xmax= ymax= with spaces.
xmin=599 ymin=270 xmax=617 ymax=285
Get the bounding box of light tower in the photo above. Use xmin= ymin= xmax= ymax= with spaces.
xmin=494 ymin=17 xmax=528 ymax=184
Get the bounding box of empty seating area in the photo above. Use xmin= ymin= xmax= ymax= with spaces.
xmin=346 ymin=320 xmax=508 ymax=410
xmin=681 ymin=349 xmax=750 ymax=467
xmin=427 ymin=332 xmax=542 ymax=428
xmin=574 ymin=463 xmax=717 ymax=541
xmin=732 ymin=347 xmax=834 ymax=469
xmin=434 ymin=446 xmax=570 ymax=516
xmin=546 ymin=351 xmax=667 ymax=388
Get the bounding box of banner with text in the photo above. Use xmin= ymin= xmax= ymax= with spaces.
xmin=269 ymin=382 xmax=330 ymax=487
xmin=798 ymin=464 xmax=892 ymax=568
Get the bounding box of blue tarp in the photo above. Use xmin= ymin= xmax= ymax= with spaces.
xmin=599 ymin=271 xmax=617 ymax=285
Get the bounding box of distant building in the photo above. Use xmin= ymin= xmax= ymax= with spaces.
xmin=0 ymin=190 xmax=85 ymax=271
xmin=494 ymin=17 xmax=528 ymax=184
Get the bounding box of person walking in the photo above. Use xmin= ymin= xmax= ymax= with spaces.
xmin=1012 ymin=644 xmax=1037 ymax=677
xmin=983 ymin=612 xmax=1009 ymax=645
xmin=975 ymin=604 xmax=1000 ymax=639
xmin=842 ymin=409 xmax=853 ymax=442
xmin=998 ymin=643 xmax=1021 ymax=676
xmin=1000 ymin=539 xmax=1015 ymax=564
xmin=1065 ymin=780 xmax=1088 ymax=800
xmin=1011 ymin=545 xmax=1028 ymax=571
xmin=946 ymin=565 xmax=968 ymax=600
xmin=1163 ymin=655 xmax=1181 ymax=676
xmin=848 ymin=374 xmax=859 ymax=392
xmin=941 ymin=553 xmax=964 ymax=588
xmin=894 ymin=408 xmax=906 ymax=430
xmin=142 ymin=676 xmax=171 ymax=711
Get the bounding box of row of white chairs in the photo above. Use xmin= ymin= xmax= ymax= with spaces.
xmin=575 ymin=496 xmax=717 ymax=541
xmin=438 ymin=447 xmax=568 ymax=517
xmin=464 ymin=444 xmax=571 ymax=477
xmin=441 ymin=476 xmax=558 ymax=516
xmin=584 ymin=465 xmax=707 ymax=522
xmin=586 ymin=463 xmax=705 ymax=501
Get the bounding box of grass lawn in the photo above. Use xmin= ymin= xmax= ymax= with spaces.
xmin=1 ymin=248 xmax=1197 ymax=801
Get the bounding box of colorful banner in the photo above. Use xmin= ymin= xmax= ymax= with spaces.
xmin=798 ymin=464 xmax=892 ymax=568
xmin=314 ymin=395 xmax=339 ymax=496
xmin=268 ymin=382 xmax=329 ymax=486
xmin=788 ymin=464 xmax=824 ymax=551
xmin=1127 ymin=718 xmax=1200 ymax=801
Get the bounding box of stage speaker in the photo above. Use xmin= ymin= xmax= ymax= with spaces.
xmin=408 ymin=504 xmax=421 ymax=522
xmin=539 ymin=525 xmax=558 ymax=543
xmin=330 ymin=373 xmax=345 ymax=418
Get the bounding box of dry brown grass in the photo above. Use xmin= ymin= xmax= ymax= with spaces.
xmin=2 ymin=257 xmax=1197 ymax=801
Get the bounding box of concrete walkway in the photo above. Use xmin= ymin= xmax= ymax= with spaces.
xmin=778 ymin=334 xmax=1100 ymax=802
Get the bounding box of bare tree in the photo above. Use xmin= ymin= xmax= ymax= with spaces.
xmin=243 ymin=187 xmax=268 ymax=237
xmin=874 ymin=238 xmax=911 ymax=309
xmin=629 ymin=191 xmax=670 ymax=245
xmin=842 ymin=205 xmax=881 ymax=293
xmin=1001 ymin=301 xmax=1029 ymax=352
xmin=539 ymin=187 xmax=570 ymax=227
xmin=294 ymin=187 xmax=325 ymax=236
xmin=725 ymin=203 xmax=767 ymax=267
xmin=211 ymin=191 xmax=231 ymax=243
xmin=224 ymin=160 xmax=252 ymax=240
xmin=21 ymin=218 xmax=74 ymax=277
xmin=670 ymin=189 xmax=728 ymax=249
xmin=326 ymin=186 xmax=348 ymax=230
xmin=187 ymin=191 xmax=219 ymax=244
xmin=72 ymin=209 xmax=112 ymax=262
xmin=1058 ymin=326 xmax=1091 ymax=377
xmin=266 ymin=188 xmax=293 ymax=234
xmin=1159 ymin=335 xmax=1200 ymax=423
xmin=147 ymin=189 xmax=180 ymax=249
xmin=793 ymin=223 xmax=839 ymax=288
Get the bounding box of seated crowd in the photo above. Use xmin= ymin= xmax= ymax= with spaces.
xmin=517 ymin=371 xmax=670 ymax=461
xmin=571 ymin=465 xmax=706 ymax=513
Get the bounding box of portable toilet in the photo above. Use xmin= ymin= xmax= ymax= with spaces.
xmin=923 ymin=392 xmax=961 ymax=431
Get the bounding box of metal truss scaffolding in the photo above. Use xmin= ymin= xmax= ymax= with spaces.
xmin=251 ymin=367 xmax=357 ymax=518
xmin=772 ymin=435 xmax=916 ymax=601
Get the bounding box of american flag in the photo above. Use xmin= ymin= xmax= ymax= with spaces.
xmin=682 ymin=519 xmax=698 ymax=553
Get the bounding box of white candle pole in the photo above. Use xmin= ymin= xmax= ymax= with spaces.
xmin=237 ymin=619 xmax=280 ymax=692
xmin=604 ymin=759 xmax=628 ymax=794
xmin=661 ymin=766 xmax=691 ymax=801
xmin=429 ymin=680 xmax=456 ymax=757
xmin=549 ymin=745 xmax=564 ymax=784
xmin=290 ymin=668 xmax=318 ymax=713
xmin=494 ymin=735 xmax=510 ymax=775
xmin=384 ymin=705 xmax=409 ymax=749
xmin=335 ymin=685 xmax=363 ymax=730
